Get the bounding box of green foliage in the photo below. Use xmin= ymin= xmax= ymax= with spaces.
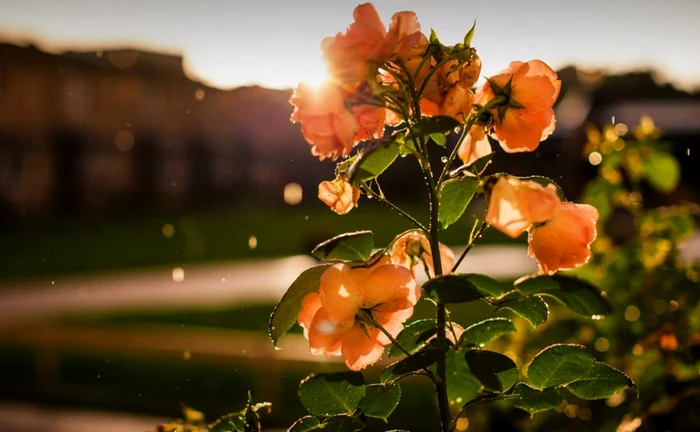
xmin=268 ymin=264 xmax=331 ymax=347
xmin=566 ymin=362 xmax=636 ymax=400
xmin=459 ymin=317 xmax=516 ymax=348
xmin=348 ymin=141 xmax=400 ymax=185
xmin=465 ymin=349 xmax=518 ymax=392
xmin=381 ymin=348 xmax=442 ymax=384
xmin=642 ymin=148 xmax=680 ymax=193
xmin=526 ymin=344 xmax=595 ymax=389
xmin=467 ymin=152 xmax=494 ymax=176
xmin=445 ymin=348 xmax=482 ymax=405
xmin=511 ymin=383 xmax=563 ymax=416
xmin=298 ymin=372 xmax=366 ymax=416
xmin=514 ymin=274 xmax=612 ymax=318
xmin=311 ymin=231 xmax=374 ymax=262
xmin=438 ymin=176 xmax=479 ymax=229
xmin=289 ymin=415 xmax=365 ymax=432
xmin=388 ymin=319 xmax=437 ymax=357
xmin=423 ymin=273 xmax=511 ymax=303
xmin=407 ymin=116 xmax=461 ymax=141
xmin=496 ymin=294 xmax=549 ymax=328
xmin=357 ymin=383 xmax=401 ymax=422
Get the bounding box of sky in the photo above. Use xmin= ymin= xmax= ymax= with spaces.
xmin=1 ymin=0 xmax=699 ymax=90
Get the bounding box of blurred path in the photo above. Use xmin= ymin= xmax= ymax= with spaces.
xmin=0 ymin=234 xmax=697 ymax=325
xmin=0 ymin=245 xmax=540 ymax=324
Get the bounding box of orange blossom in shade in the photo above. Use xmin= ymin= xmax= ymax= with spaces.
xmin=290 ymin=83 xmax=359 ymax=161
xmin=527 ymin=202 xmax=599 ymax=275
xmin=297 ymin=262 xmax=419 ymax=370
xmin=390 ymin=231 xmax=455 ymax=277
xmin=485 ymin=176 xmax=560 ymax=239
xmin=477 ymin=59 xmax=561 ymax=153
xmin=318 ymin=177 xmax=361 ymax=215
xmin=322 ymin=3 xmax=420 ymax=84
xmin=457 ymin=124 xmax=492 ymax=166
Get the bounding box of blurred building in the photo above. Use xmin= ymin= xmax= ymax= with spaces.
xmin=0 ymin=43 xmax=316 ymax=219
xmin=0 ymin=43 xmax=698 ymax=220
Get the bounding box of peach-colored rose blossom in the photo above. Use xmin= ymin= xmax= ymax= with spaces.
xmin=318 ymin=178 xmax=361 ymax=215
xmin=485 ymin=177 xmax=560 ymax=238
xmin=353 ymin=104 xmax=386 ymax=141
xmin=477 ymin=60 xmax=561 ymax=153
xmin=290 ymin=83 xmax=358 ymax=161
xmin=390 ymin=231 xmax=455 ymax=277
xmin=322 ymin=3 xmax=420 ymax=84
xmin=458 ymin=125 xmax=492 ymax=166
xmin=527 ymin=202 xmax=599 ymax=274
xmin=418 ymin=54 xmax=480 ymax=122
xmin=298 ymin=262 xmax=419 ymax=370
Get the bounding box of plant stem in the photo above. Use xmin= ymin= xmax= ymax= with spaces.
xmin=359 ymin=183 xmax=428 ymax=233
xmin=451 ymin=220 xmax=488 ymax=273
xmin=448 ymin=394 xmax=517 ymax=431
xmin=417 ymin=136 xmax=451 ymax=432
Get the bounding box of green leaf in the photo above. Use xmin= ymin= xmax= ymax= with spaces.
xmin=321 ymin=415 xmax=365 ymax=432
xmin=438 ymin=176 xmax=479 ymax=229
xmin=515 ymin=274 xmax=612 ymax=318
xmin=289 ymin=416 xmax=322 ymax=432
xmin=512 ymin=383 xmax=563 ymax=417
xmin=464 ymin=349 xmax=518 ymax=392
xmin=269 ymin=264 xmax=331 ymax=347
xmin=566 ymin=362 xmax=636 ymax=400
xmin=358 ymin=383 xmax=401 ymax=422
xmin=463 ymin=20 xmax=477 ymax=46
xmin=311 ymin=231 xmax=374 ymax=262
xmin=407 ymin=116 xmax=462 ymax=140
xmin=298 ymin=372 xmax=366 ymax=416
xmin=516 ymin=175 xmax=566 ymax=200
xmin=430 ymin=132 xmax=447 ymax=147
xmin=497 ymin=295 xmax=549 ymax=328
xmin=526 ymin=344 xmax=595 ymax=389
xmin=349 ymin=141 xmax=400 ymax=184
xmin=446 ymin=348 xmax=482 ymax=405
xmin=424 ymin=273 xmax=512 ymax=304
xmin=389 ymin=319 xmax=437 ymax=357
xmin=459 ymin=318 xmax=516 ymax=348
xmin=582 ymin=179 xmax=616 ymax=223
xmin=381 ymin=348 xmax=442 ymax=384
xmin=643 ymin=150 xmax=680 ymax=193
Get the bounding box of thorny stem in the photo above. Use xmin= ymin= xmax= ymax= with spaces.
xmin=362 ymin=310 xmax=435 ymax=379
xmin=359 ymin=183 xmax=428 ymax=233
xmin=410 ymin=131 xmax=451 ymax=432
xmin=437 ymin=96 xmax=507 ymax=185
xmin=451 ymin=220 xmax=488 ymax=273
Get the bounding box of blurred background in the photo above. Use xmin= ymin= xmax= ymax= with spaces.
xmin=0 ymin=0 xmax=698 ymax=431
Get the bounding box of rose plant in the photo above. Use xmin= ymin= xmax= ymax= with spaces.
xmin=269 ymin=3 xmax=635 ymax=431
xmin=152 ymin=3 xmax=638 ymax=431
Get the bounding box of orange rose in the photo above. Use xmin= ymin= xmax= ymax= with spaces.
xmin=527 ymin=202 xmax=599 ymax=274
xmin=297 ymin=262 xmax=419 ymax=370
xmin=485 ymin=176 xmax=560 ymax=238
xmin=477 ymin=60 xmax=561 ymax=152
xmin=318 ymin=178 xmax=361 ymax=215
xmin=323 ymin=3 xmax=420 ymax=84
xmin=290 ymin=83 xmax=359 ymax=161
xmin=390 ymin=231 xmax=454 ymax=277
xmin=458 ymin=125 xmax=492 ymax=166
xmin=419 ymin=53 xmax=480 ymax=122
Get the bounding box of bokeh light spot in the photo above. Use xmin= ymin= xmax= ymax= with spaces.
xmin=248 ymin=236 xmax=258 ymax=249
xmin=172 ymin=267 xmax=185 ymax=282
xmin=115 ymin=129 xmax=135 ymax=152
xmin=624 ymin=305 xmax=641 ymax=322
xmin=162 ymin=224 xmax=175 ymax=238
xmin=588 ymin=151 xmax=602 ymax=165
xmin=284 ymin=182 xmax=303 ymax=205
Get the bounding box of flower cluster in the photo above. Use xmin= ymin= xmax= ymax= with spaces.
xmin=288 ymin=2 xmax=598 ymax=372
xmin=298 ymin=260 xmax=419 ymax=370
xmin=485 ymin=176 xmax=599 ymax=274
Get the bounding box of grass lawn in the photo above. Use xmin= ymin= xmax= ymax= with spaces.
xmin=0 ymin=201 xmax=521 ymax=280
